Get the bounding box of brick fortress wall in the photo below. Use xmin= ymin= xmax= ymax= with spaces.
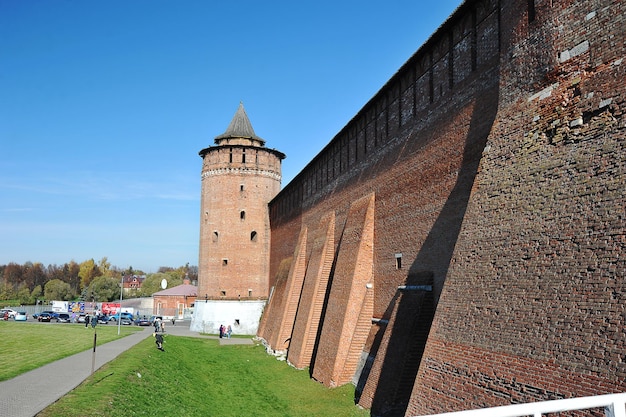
xmin=408 ymin=0 xmax=626 ymax=414
xmin=257 ymin=0 xmax=626 ymax=415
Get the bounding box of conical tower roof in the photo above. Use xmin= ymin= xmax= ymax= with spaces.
xmin=214 ymin=102 xmax=265 ymax=145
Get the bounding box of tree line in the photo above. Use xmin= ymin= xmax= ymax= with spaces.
xmin=0 ymin=258 xmax=198 ymax=305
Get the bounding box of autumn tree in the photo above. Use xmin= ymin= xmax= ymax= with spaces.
xmin=66 ymin=261 xmax=81 ymax=293
xmin=186 ymin=264 xmax=198 ymax=283
xmin=79 ymin=259 xmax=101 ymax=290
xmin=108 ymin=265 xmax=124 ymax=280
xmin=86 ymin=276 xmax=121 ymax=302
xmin=2 ymin=263 xmax=23 ymax=288
xmin=44 ymin=279 xmax=73 ymax=301
xmin=16 ymin=283 xmax=33 ymax=305
xmin=23 ymin=262 xmax=47 ymax=289
xmin=31 ymin=285 xmax=43 ymax=304
xmin=0 ymin=282 xmax=16 ymax=301
xmin=16 ymin=283 xmax=42 ymax=305
xmin=47 ymin=264 xmax=64 ymax=281
xmin=98 ymin=257 xmax=112 ymax=277
xmin=138 ymin=273 xmax=170 ymax=297
xmin=0 ymin=260 xmax=198 ymax=302
xmin=158 ymin=265 xmax=188 ymax=283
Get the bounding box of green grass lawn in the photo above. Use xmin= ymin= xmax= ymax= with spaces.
xmin=2 ymin=321 xmax=369 ymax=416
xmin=0 ymin=320 xmax=142 ymax=381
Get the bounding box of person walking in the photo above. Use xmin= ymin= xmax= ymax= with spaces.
xmin=154 ymin=332 xmax=164 ymax=351
xmin=226 ymin=325 xmax=232 ymax=339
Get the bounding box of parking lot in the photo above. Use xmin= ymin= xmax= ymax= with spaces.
xmin=3 ymin=310 xmax=164 ymax=328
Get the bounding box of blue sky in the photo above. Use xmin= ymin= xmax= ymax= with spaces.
xmin=0 ymin=0 xmax=461 ymax=273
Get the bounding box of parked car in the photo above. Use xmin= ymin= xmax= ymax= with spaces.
xmin=76 ymin=313 xmax=87 ymax=323
xmin=108 ymin=312 xmax=134 ymax=322
xmin=38 ymin=312 xmax=55 ymax=322
xmin=57 ymin=313 xmax=71 ymax=323
xmin=33 ymin=311 xmax=59 ymax=320
xmin=134 ymin=316 xmax=150 ymax=326
xmin=14 ymin=311 xmax=28 ymax=321
xmin=1 ymin=309 xmax=17 ymax=319
xmin=96 ymin=315 xmax=109 ymax=324
xmin=120 ymin=316 xmax=133 ymax=325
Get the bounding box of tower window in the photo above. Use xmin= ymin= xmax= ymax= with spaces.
xmin=248 ymin=289 xmax=252 ymax=297
xmin=251 ymin=231 xmax=257 ymax=241
xmin=240 ymin=210 xmax=246 ymax=220
xmin=240 ymin=184 xmax=244 ymax=191
xmin=222 ymin=259 xmax=228 ymax=266
xmin=242 ymin=148 xmax=246 ymax=163
xmin=395 ymin=253 xmax=402 ymax=270
xmin=212 ymin=231 xmax=219 ymax=242
xmin=221 ymin=290 xmax=226 ymax=296
xmin=229 ymin=148 xmax=233 ymax=163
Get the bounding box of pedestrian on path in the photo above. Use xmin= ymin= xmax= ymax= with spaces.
xmin=154 ymin=332 xmax=164 ymax=351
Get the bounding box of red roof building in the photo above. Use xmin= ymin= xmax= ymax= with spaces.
xmin=122 ymin=275 xmax=145 ymax=296
xmin=152 ymin=280 xmax=197 ymax=319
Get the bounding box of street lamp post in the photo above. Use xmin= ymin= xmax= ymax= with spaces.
xmin=117 ymin=275 xmax=123 ymax=335
xmin=90 ymin=297 xmax=98 ymax=374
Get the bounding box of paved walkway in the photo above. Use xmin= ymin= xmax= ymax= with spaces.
xmin=0 ymin=322 xmax=253 ymax=417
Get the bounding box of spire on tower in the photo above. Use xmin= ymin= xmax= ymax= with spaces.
xmin=214 ymin=102 xmax=265 ymax=145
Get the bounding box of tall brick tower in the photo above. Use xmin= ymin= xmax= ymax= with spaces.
xmin=190 ymin=103 xmax=285 ymax=334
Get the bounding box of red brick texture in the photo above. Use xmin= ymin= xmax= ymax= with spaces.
xmin=259 ymin=0 xmax=626 ymax=415
xmin=198 ymin=140 xmax=283 ymax=301
xmin=256 ymin=256 xmax=291 ymax=345
xmin=269 ymin=226 xmax=308 ymax=352
xmin=358 ymin=286 xmax=435 ymax=415
xmin=287 ymin=212 xmax=335 ymax=369
xmin=408 ymin=339 xmax=626 ymax=416
xmin=407 ymin=0 xmax=626 ymax=414
xmin=310 ymin=194 xmax=374 ymax=387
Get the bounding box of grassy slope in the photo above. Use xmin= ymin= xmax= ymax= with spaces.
xmin=0 ymin=321 xmax=141 ymax=380
xmin=2 ymin=322 xmax=368 ymax=416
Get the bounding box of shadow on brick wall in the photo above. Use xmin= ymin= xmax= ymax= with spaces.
xmin=309 ymin=220 xmax=344 ymax=379
xmin=364 ymin=75 xmax=500 ymax=416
